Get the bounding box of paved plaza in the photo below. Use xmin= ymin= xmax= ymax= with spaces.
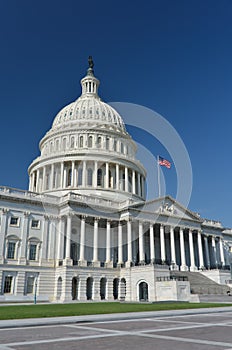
xmin=1 ymin=309 xmax=232 ymax=349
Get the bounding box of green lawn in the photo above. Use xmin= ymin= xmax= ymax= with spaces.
xmin=0 ymin=302 xmax=231 ymax=320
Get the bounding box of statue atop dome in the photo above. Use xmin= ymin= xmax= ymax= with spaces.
xmin=88 ymin=56 xmax=94 ymax=69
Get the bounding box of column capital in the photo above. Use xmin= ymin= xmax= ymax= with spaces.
xmin=94 ymin=217 xmax=100 ymax=222
xmin=23 ymin=211 xmax=30 ymax=217
xmin=0 ymin=208 xmax=9 ymax=215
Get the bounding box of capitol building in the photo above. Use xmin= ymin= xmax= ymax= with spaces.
xmin=0 ymin=58 xmax=232 ymax=302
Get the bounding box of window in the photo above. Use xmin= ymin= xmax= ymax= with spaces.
xmin=4 ymin=276 xmax=13 ymax=293
xmin=31 ymin=220 xmax=40 ymax=229
xmin=97 ymin=169 xmax=103 ymax=186
xmin=77 ymin=168 xmax=83 ymax=186
xmin=10 ymin=217 xmax=19 ymax=226
xmin=26 ymin=276 xmax=35 ymax=294
xmin=7 ymin=242 xmax=16 ymax=259
xmin=29 ymin=244 xmax=37 ymax=261
xmin=97 ymin=136 xmax=102 ymax=148
xmin=79 ymin=136 xmax=83 ymax=148
xmin=106 ymin=137 xmax=110 ymax=150
xmin=70 ymin=137 xmax=75 ymax=148
xmin=88 ymin=136 xmax=93 ymax=148
xmin=114 ymin=140 xmax=117 ymax=152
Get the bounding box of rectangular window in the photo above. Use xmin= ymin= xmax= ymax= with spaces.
xmin=10 ymin=217 xmax=19 ymax=226
xmin=4 ymin=276 xmax=13 ymax=293
xmin=29 ymin=244 xmax=37 ymax=261
xmin=31 ymin=220 xmax=40 ymax=229
xmin=26 ymin=277 xmax=34 ymax=294
xmin=7 ymin=242 xmax=16 ymax=259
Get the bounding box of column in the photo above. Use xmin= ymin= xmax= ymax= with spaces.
xmin=105 ymin=162 xmax=109 ymax=189
xmin=197 ymin=230 xmax=204 ymax=269
xmin=18 ymin=212 xmax=30 ymax=264
xmin=219 ymin=237 xmax=225 ymax=266
xmin=71 ymin=161 xmax=75 ymax=187
xmin=132 ymin=170 xmax=136 ymax=194
xmin=189 ymin=229 xmax=197 ymax=271
xmin=36 ymin=169 xmax=40 ymax=192
xmin=57 ymin=217 xmax=65 ymax=262
xmin=93 ymin=161 xmax=98 ymax=187
xmin=139 ymin=221 xmax=145 ymax=263
xmin=65 ymin=214 xmax=72 ymax=262
xmin=0 ymin=209 xmax=8 ymax=263
xmin=93 ymin=218 xmax=100 ymax=266
xmin=204 ymin=235 xmax=210 ymax=268
xmin=138 ymin=173 xmax=141 ymax=196
xmin=116 ymin=164 xmax=119 ymax=190
xmin=63 ymin=165 xmax=67 ymax=188
xmin=125 ymin=166 xmax=128 ymax=192
xmin=82 ymin=161 xmax=86 ymax=187
xmin=79 ymin=216 xmax=86 ymax=265
xmin=42 ymin=166 xmax=46 ymax=191
xmin=48 ymin=217 xmax=57 ymax=261
xmin=211 ymin=236 xmax=217 ymax=267
xmin=106 ymin=220 xmax=111 ymax=264
xmin=60 ymin=162 xmax=64 ymax=188
xmin=126 ymin=220 xmax=132 ymax=266
xmin=170 ymin=226 xmax=177 ymax=269
xmin=40 ymin=216 xmax=49 ymax=264
xmin=49 ymin=164 xmax=54 ymax=190
xmin=179 ymin=228 xmax=187 ymax=271
xmin=31 ymin=172 xmax=35 ymax=191
xmin=118 ymin=222 xmax=123 ymax=265
xmin=149 ymin=223 xmax=155 ymax=263
xmin=160 ymin=224 xmax=166 ymax=262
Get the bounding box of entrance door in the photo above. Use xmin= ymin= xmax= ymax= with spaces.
xmin=139 ymin=282 xmax=148 ymax=301
xmin=72 ymin=277 xmax=78 ymax=300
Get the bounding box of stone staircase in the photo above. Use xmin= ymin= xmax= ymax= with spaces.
xmin=170 ymin=270 xmax=232 ymax=295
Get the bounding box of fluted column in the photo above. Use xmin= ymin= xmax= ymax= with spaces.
xmin=125 ymin=166 xmax=128 ymax=192
xmin=79 ymin=216 xmax=86 ymax=265
xmin=0 ymin=209 xmax=8 ymax=263
xmin=170 ymin=226 xmax=177 ymax=269
xmin=116 ymin=164 xmax=119 ymax=190
xmin=82 ymin=161 xmax=86 ymax=187
xmin=189 ymin=229 xmax=197 ymax=271
xmin=105 ymin=162 xmax=109 ymax=189
xmin=65 ymin=214 xmax=72 ymax=261
xmin=50 ymin=164 xmax=54 ymax=190
xmin=60 ymin=162 xmax=64 ymax=188
xmin=63 ymin=165 xmax=67 ymax=188
xmin=149 ymin=223 xmax=155 ymax=263
xmin=31 ymin=172 xmax=35 ymax=191
xmin=42 ymin=166 xmax=46 ymax=191
xmin=219 ymin=237 xmax=225 ymax=266
xmin=126 ymin=220 xmax=132 ymax=266
xmin=132 ymin=170 xmax=136 ymax=194
xmin=204 ymin=235 xmax=210 ymax=268
xmin=36 ymin=169 xmax=40 ymax=192
xmin=92 ymin=218 xmax=99 ymax=264
xmin=93 ymin=161 xmax=98 ymax=187
xmin=211 ymin=236 xmax=217 ymax=267
xmin=180 ymin=228 xmax=188 ymax=271
xmin=139 ymin=221 xmax=145 ymax=263
xmin=57 ymin=217 xmax=65 ymax=262
xmin=160 ymin=224 xmax=166 ymax=262
xmin=118 ymin=222 xmax=123 ymax=265
xmin=106 ymin=220 xmax=112 ymax=266
xmin=71 ymin=161 xmax=75 ymax=187
xmin=138 ymin=173 xmax=141 ymax=196
xmin=197 ymin=230 xmax=204 ymax=269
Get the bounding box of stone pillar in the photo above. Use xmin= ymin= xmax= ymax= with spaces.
xmin=170 ymin=226 xmax=177 ymax=269
xmin=63 ymin=166 xmax=67 ymax=188
xmin=60 ymin=162 xmax=64 ymax=188
xmin=79 ymin=216 xmax=86 ymax=265
xmin=48 ymin=218 xmax=57 ymax=261
xmin=204 ymin=235 xmax=210 ymax=269
xmin=138 ymin=173 xmax=141 ymax=197
xmin=40 ymin=216 xmax=49 ymax=264
xmin=132 ymin=170 xmax=136 ymax=195
xmin=57 ymin=216 xmax=65 ymax=262
xmin=139 ymin=221 xmax=145 ymax=263
xmin=211 ymin=236 xmax=217 ymax=267
xmin=65 ymin=215 xmax=72 ymax=265
xmin=93 ymin=278 xmax=100 ymax=301
xmin=126 ymin=220 xmax=132 ymax=267
xmin=93 ymin=161 xmax=98 ymax=187
xmin=160 ymin=224 xmax=166 ymax=263
xmin=219 ymin=237 xmax=225 ymax=266
xmin=116 ymin=164 xmax=119 ymax=190
xmin=71 ymin=161 xmax=75 ymax=187
xmin=125 ymin=166 xmax=128 ymax=192
xmin=42 ymin=166 xmax=46 ymax=191
xmin=31 ymin=172 xmax=35 ymax=191
xmin=180 ymin=228 xmax=188 ymax=271
xmin=36 ymin=169 xmax=40 ymax=192
xmin=149 ymin=223 xmax=155 ymax=263
xmin=92 ymin=218 xmax=100 ymax=266
xmin=105 ymin=162 xmax=109 ymax=189
xmin=82 ymin=161 xmax=86 ymax=187
xmin=197 ymin=230 xmax=204 ymax=269
xmin=118 ymin=222 xmax=123 ymax=265
xmin=78 ymin=275 xmax=87 ymax=301
xmin=0 ymin=209 xmax=8 ymax=263
xmin=18 ymin=212 xmax=30 ymax=264
xmin=106 ymin=220 xmax=112 ymax=266
xmin=189 ymin=229 xmax=197 ymax=271
xmin=50 ymin=163 xmax=54 ymax=190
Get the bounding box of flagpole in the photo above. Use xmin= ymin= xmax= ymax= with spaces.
xmin=157 ymin=155 xmax=161 ymax=197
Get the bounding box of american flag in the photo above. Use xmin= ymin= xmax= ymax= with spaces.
xmin=158 ymin=156 xmax=171 ymax=169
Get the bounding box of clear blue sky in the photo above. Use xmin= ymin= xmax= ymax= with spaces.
xmin=0 ymin=0 xmax=232 ymax=227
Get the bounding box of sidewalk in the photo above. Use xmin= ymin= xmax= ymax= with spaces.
xmin=0 ymin=306 xmax=232 ymax=329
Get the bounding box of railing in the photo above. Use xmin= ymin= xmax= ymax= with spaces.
xmin=0 ymin=186 xmax=58 ymax=204
xmin=156 ymin=276 xmax=188 ymax=282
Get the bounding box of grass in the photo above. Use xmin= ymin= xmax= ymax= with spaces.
xmin=0 ymin=302 xmax=232 ymax=320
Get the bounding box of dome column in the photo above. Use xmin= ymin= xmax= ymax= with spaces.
xmin=132 ymin=170 xmax=136 ymax=194
xmin=60 ymin=162 xmax=64 ymax=188
xmin=116 ymin=164 xmax=119 ymax=190
xmin=93 ymin=161 xmax=98 ymax=187
xmin=138 ymin=173 xmax=141 ymax=197
xmin=50 ymin=164 xmax=54 ymax=190
xmin=42 ymin=167 xmax=46 ymax=191
xmin=105 ymin=162 xmax=109 ymax=188
xmin=71 ymin=161 xmax=75 ymax=187
xmin=125 ymin=166 xmax=128 ymax=192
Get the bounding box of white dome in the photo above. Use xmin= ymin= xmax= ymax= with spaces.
xmin=52 ymin=97 xmax=126 ymax=132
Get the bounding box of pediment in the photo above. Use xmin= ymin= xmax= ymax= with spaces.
xmin=130 ymin=196 xmax=202 ymax=222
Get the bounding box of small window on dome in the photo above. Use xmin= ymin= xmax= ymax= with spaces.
xmin=78 ymin=168 xmax=83 ymax=186
xmin=87 ymin=168 xmax=93 ymax=186
xmin=106 ymin=137 xmax=110 ymax=150
xmin=88 ymin=136 xmax=93 ymax=148
xmin=96 ymin=109 xmax=99 ymax=115
xmin=97 ymin=136 xmax=102 ymax=148
xmin=79 ymin=136 xmax=83 ymax=148
xmin=114 ymin=140 xmax=117 ymax=152
xmin=70 ymin=137 xmax=75 ymax=148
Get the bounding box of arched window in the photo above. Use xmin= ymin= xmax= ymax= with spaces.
xmin=70 ymin=137 xmax=75 ymax=148
xmin=97 ymin=169 xmax=103 ymax=186
xmin=87 ymin=168 xmax=93 ymax=186
xmin=97 ymin=136 xmax=102 ymax=148
xmin=88 ymin=136 xmax=93 ymax=148
xmin=63 ymin=138 xmax=67 ymax=150
xmin=121 ymin=142 xmax=124 ymax=154
xmin=106 ymin=137 xmax=110 ymax=150
xmin=79 ymin=136 xmax=83 ymax=148
xmin=78 ymin=168 xmax=83 ymax=186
